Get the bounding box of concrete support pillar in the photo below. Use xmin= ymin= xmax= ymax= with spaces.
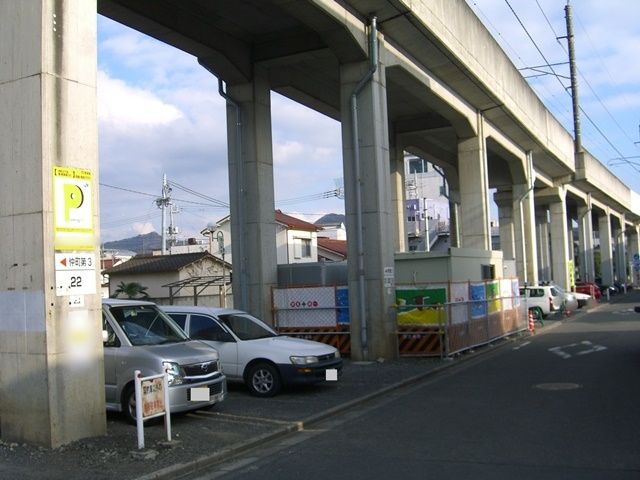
xmin=0 ymin=1 xmax=105 ymax=447
xmin=340 ymin=61 xmax=398 ymax=360
xmin=549 ymin=189 xmax=570 ymax=289
xmin=390 ymin=141 xmax=406 ymax=252
xmin=628 ymin=225 xmax=640 ymax=287
xmin=493 ymin=190 xmax=515 ymax=260
xmin=226 ymin=67 xmax=277 ymax=321
xmin=457 ymin=114 xmax=490 ymax=250
xmin=615 ymin=215 xmax=627 ymax=283
xmin=449 ymin=190 xmax=461 ymax=248
xmin=514 ymin=183 xmax=538 ymax=285
xmin=577 ymin=203 xmax=595 ymax=282
xmin=536 ymin=210 xmax=551 ymax=283
xmin=612 ymin=222 xmax=621 ymax=281
xmin=598 ymin=211 xmax=614 ymax=286
xmin=567 ymin=216 xmax=575 ymax=286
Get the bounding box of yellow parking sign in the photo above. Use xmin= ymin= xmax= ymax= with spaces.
xmin=53 ymin=166 xmax=94 ymax=250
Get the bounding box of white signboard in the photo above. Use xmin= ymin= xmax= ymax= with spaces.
xmin=141 ymin=377 xmax=166 ymax=418
xmin=55 ymin=253 xmax=96 ymax=296
xmin=273 ymin=286 xmax=337 ymax=327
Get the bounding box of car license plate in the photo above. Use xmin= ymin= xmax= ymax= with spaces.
xmin=190 ymin=387 xmax=210 ymax=401
xmin=325 ymin=369 xmax=338 ymax=381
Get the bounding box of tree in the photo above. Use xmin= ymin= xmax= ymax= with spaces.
xmin=111 ymin=281 xmax=149 ymax=299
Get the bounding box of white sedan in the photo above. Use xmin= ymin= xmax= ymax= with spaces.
xmin=572 ymin=291 xmax=592 ymax=308
xmin=161 ymin=306 xmax=342 ymax=397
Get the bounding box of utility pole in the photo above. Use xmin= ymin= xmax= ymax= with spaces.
xmin=156 ymin=174 xmax=171 ymax=255
xmin=167 ymin=203 xmax=180 ymax=252
xmin=565 ymin=0 xmax=582 ymax=155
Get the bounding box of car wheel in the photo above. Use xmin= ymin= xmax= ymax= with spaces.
xmin=246 ymin=363 xmax=281 ymax=397
xmin=121 ymin=384 xmax=137 ymax=425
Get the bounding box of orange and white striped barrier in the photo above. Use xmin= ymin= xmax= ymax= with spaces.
xmin=528 ymin=310 xmax=535 ymax=333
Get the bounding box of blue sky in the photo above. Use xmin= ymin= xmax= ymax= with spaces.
xmin=97 ymin=1 xmax=640 ymax=242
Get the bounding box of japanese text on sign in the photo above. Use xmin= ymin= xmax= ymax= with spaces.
xmin=141 ymin=377 xmax=165 ymax=418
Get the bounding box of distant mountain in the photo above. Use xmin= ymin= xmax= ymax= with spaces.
xmin=315 ymin=213 xmax=345 ymax=226
xmin=103 ymin=232 xmax=162 ymax=254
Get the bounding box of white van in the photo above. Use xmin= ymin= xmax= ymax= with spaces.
xmin=519 ymin=284 xmax=578 ymax=319
xmin=519 ymin=285 xmax=559 ymax=319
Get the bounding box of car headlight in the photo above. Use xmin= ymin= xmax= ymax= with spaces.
xmin=335 ymin=350 xmax=341 ymax=359
xmin=162 ymin=361 xmax=184 ymax=386
xmin=290 ymin=355 xmax=319 ymax=365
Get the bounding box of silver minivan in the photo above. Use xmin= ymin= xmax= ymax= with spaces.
xmin=102 ymin=299 xmax=227 ymax=423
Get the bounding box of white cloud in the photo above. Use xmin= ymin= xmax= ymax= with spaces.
xmin=132 ymin=222 xmax=156 ymax=235
xmin=273 ymin=141 xmax=306 ymax=166
xmin=98 ymin=71 xmax=184 ymax=127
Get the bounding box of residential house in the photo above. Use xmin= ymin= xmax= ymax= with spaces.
xmin=314 ymin=214 xmax=347 ymax=240
xmin=100 ymin=249 xmax=135 ymax=298
xmin=214 ymin=210 xmax=321 ymax=264
xmin=102 ymin=251 xmax=231 ymax=306
xmin=317 ymin=237 xmax=347 ymax=262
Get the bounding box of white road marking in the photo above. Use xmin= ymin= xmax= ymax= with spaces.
xmin=548 ymin=340 xmax=607 ymax=359
xmin=513 ymin=341 xmax=531 ymax=350
xmin=612 ymin=309 xmax=636 ymax=315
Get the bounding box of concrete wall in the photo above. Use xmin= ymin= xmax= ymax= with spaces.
xmin=395 ymin=248 xmax=504 ymax=284
xmin=108 ymin=272 xmax=177 ymax=299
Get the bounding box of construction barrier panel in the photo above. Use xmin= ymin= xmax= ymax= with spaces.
xmin=397 ymin=324 xmax=444 ymax=356
xmin=273 ymin=285 xmax=350 ymax=355
xmin=276 ymin=325 xmax=351 ymax=356
xmin=396 ymin=279 xmax=526 ymax=357
xmin=273 ymin=280 xmax=526 ymax=358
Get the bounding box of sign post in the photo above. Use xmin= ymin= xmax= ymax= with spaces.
xmin=134 ymin=370 xmax=172 ymax=449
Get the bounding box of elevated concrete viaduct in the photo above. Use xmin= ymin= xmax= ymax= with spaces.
xmin=2 ymin=0 xmax=640 ymax=446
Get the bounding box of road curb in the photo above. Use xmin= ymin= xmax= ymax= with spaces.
xmin=134 ymin=423 xmax=300 ymax=480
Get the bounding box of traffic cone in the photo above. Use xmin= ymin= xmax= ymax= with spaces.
xmin=528 ymin=310 xmax=535 ymax=333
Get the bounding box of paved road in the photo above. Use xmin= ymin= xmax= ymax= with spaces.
xmin=195 ymin=303 xmax=640 ymax=479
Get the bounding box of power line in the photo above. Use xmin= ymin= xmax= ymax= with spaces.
xmin=167 ymin=180 xmax=230 ymax=208
xmin=276 ymin=188 xmax=344 ymax=207
xmin=100 ymin=182 xmax=158 ymax=198
xmin=469 ymin=0 xmax=571 ymax=122
xmin=468 ymin=1 xmax=528 ymax=67
xmin=503 ymin=0 xmax=635 ymax=167
xmin=573 ymin=12 xmax=637 ymax=148
xmin=100 ymin=181 xmax=226 ymax=207
xmin=504 ymin=0 xmax=564 ymax=87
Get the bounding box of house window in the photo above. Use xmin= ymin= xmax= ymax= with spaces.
xmin=409 ymin=158 xmax=426 ymax=174
xmin=294 ymin=238 xmax=312 ymax=258
xmin=481 ymin=264 xmax=495 ymax=280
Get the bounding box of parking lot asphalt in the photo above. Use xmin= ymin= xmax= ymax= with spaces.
xmin=0 ymin=293 xmax=622 ymax=480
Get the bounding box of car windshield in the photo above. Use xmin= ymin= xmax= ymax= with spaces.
xmin=218 ymin=313 xmax=278 ymax=341
xmin=109 ymin=305 xmax=189 ymax=346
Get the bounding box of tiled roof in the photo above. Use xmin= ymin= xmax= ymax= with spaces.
xmin=102 ymin=252 xmax=216 ymax=275
xmin=217 ymin=211 xmax=320 ymax=232
xmin=275 ymin=210 xmax=320 ymax=232
xmin=317 ymin=237 xmax=348 ymax=257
